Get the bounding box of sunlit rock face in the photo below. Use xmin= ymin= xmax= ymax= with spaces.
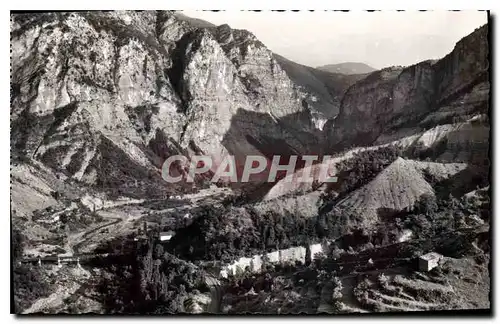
xmin=325 ymin=25 xmax=489 ymax=153
xmin=11 ymin=12 xmax=489 ymax=202
xmin=11 ymin=11 xmax=326 ymax=195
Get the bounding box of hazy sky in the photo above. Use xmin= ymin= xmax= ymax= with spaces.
xmin=182 ymin=10 xmax=488 ymax=69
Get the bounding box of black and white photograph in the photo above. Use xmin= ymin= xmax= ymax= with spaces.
xmin=9 ymin=8 xmax=492 ymax=316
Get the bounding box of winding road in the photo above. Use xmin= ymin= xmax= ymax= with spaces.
xmin=72 ymin=217 xmax=122 ymax=254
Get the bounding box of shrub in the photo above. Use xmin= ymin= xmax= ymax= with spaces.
xmin=13 ymin=264 xmax=52 ymax=313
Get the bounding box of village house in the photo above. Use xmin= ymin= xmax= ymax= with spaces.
xmin=418 ymin=252 xmax=443 ymax=271
xmin=159 ymin=231 xmax=176 ymax=242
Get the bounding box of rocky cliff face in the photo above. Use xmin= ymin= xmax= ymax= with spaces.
xmin=11 ymin=11 xmax=490 ymax=200
xmin=326 ymin=25 xmax=490 ymax=154
xmin=11 ymin=11 xmax=328 ymax=196
xmin=272 ymin=54 xmax=367 ymax=121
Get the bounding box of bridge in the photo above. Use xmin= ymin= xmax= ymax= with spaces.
xmin=18 ymin=253 xmax=111 ymax=267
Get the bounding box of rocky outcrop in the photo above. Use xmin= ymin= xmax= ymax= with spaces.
xmin=11 ymin=11 xmax=331 ymax=197
xmin=333 ymin=157 xmax=467 ymax=230
xmin=326 ymin=25 xmax=490 ymax=153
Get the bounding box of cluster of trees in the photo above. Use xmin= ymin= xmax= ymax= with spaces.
xmin=12 ymin=229 xmax=24 ymax=260
xmin=168 ymin=146 xmax=490 ymax=265
xmin=407 ymin=191 xmax=488 ymax=234
xmin=98 ymin=238 xmax=209 ymax=314
xmin=13 ymin=264 xmax=52 ymax=313
xmin=221 ymin=259 xmax=327 ymax=314
xmin=325 ymin=145 xmax=403 ymax=201
xmin=168 ymin=203 xmax=364 ymax=262
xmin=135 ymin=240 xmax=208 ymax=313
xmin=221 ymin=255 xmax=351 ymax=314
xmin=225 ymin=270 xmax=274 ymax=296
xmin=169 ymin=187 xmax=490 ymax=267
xmin=164 ymin=146 xmax=417 ymax=261
xmin=167 ymin=205 xmax=266 ymax=262
xmin=377 ymin=188 xmax=491 ymax=259
xmin=12 ymin=229 xmax=53 ymax=313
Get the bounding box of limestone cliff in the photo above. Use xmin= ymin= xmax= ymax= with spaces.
xmin=326 ymin=25 xmax=490 ymax=156
xmin=11 ymin=11 xmax=327 ymax=196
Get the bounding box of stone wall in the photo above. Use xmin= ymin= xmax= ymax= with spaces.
xmin=220 ymin=242 xmax=327 ymax=277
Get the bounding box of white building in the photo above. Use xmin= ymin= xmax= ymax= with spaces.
xmin=309 ymin=243 xmax=324 ymax=261
xmin=418 ymin=252 xmax=443 ymax=271
xmin=159 ymin=231 xmax=175 ymax=241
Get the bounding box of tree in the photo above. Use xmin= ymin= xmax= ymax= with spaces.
xmin=305 ymin=244 xmax=312 ymax=266
xmin=13 ymin=264 xmax=51 ymax=313
xmin=416 ymin=193 xmax=438 ymax=216
xmin=448 ymin=193 xmax=461 ymax=209
xmin=12 ymin=229 xmax=23 ymax=260
xmin=332 ymin=276 xmax=343 ymax=300
xmin=155 ymin=244 xmax=164 ymax=259
xmin=267 ymin=227 xmax=276 ymax=248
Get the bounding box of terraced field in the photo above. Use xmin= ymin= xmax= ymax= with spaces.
xmin=335 ymin=256 xmax=490 ymax=313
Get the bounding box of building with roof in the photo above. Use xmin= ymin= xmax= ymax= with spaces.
xmin=418 ymin=252 xmax=443 ymax=271
xmin=159 ymin=231 xmax=176 ymax=241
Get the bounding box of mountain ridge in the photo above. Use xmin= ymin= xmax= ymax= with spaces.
xmin=316 ymin=62 xmax=377 ymax=75
xmin=326 ymin=24 xmax=489 ymax=153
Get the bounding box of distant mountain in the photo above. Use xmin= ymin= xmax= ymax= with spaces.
xmin=174 ymin=12 xmax=216 ymax=28
xmin=273 ymin=54 xmax=367 ymax=119
xmin=317 ymin=62 xmax=377 ymax=75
